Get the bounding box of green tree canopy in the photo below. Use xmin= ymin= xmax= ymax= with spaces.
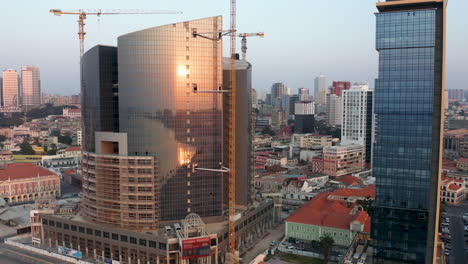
xmin=19 ymin=141 xmax=35 ymax=155
xmin=319 ymin=234 xmax=335 ymax=262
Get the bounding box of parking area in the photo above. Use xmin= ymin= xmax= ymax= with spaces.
xmin=441 ymin=202 xmax=468 ymax=264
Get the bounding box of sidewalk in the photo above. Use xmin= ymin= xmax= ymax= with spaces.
xmin=241 ymin=223 xmax=285 ymax=263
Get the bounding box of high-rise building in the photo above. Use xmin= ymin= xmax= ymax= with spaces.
xmin=288 ymin=95 xmax=299 ymax=116
xmin=447 ymin=88 xmax=464 ymax=102
xmin=21 ymin=66 xmax=41 ymax=108
xmin=270 ymin=82 xmax=289 ymax=109
xmin=252 ymin=88 xmax=258 ymax=108
xmin=372 ymin=0 xmax=446 ymax=263
xmin=223 ymin=57 xmax=253 ymax=209
xmin=118 ymin=16 xmax=224 ymax=224
xmin=2 ymin=69 xmax=19 ymax=108
xmin=294 ymin=101 xmax=315 ymax=134
xmin=331 ymin=81 xmax=351 ymax=96
xmin=341 ymin=85 xmax=373 ymax=165
xmin=298 ymin=87 xmax=310 ymax=101
xmin=326 ymin=93 xmax=342 ymax=126
xmin=314 ymin=74 xmax=327 ymax=105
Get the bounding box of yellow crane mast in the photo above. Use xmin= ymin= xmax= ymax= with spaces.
xmin=238 ymin=32 xmax=265 ymax=61
xmin=49 ymin=9 xmax=182 ymax=57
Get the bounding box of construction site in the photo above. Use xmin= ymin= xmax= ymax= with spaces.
xmin=27 ymin=1 xmax=276 ymax=264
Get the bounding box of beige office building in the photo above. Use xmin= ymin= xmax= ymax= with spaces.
xmin=21 ymin=66 xmax=41 ymax=107
xmin=2 ymin=69 xmax=19 ymax=108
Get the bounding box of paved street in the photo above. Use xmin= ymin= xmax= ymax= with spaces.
xmin=0 ymin=241 xmax=72 ymax=264
xmin=445 ymin=202 xmax=468 ymax=264
xmin=241 ymin=223 xmax=285 ymax=264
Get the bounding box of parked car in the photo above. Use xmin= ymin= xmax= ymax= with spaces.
xmin=444 ymin=249 xmax=449 ymax=256
xmin=270 ymin=241 xmax=277 ymax=246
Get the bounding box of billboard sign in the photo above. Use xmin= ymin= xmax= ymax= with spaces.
xmin=58 ymin=246 xmax=83 ymax=259
xmin=181 ymin=237 xmax=211 ymax=259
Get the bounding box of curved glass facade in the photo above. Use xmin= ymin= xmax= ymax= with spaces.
xmin=118 ymin=17 xmax=223 ymax=222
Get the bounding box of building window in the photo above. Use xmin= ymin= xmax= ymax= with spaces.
xmin=121 ymin=235 xmax=128 ymax=242
xmin=103 ymin=232 xmax=110 ymax=238
xmin=159 ymin=243 xmax=166 ymax=250
xmin=149 ymin=240 xmax=157 ymax=248
xmin=49 ymin=220 xmax=55 ymax=227
xmin=63 ymin=224 xmax=69 ymax=230
xmin=112 ymin=233 xmax=119 ymax=240
xmin=79 ymin=226 xmax=85 ymax=233
xmin=87 ymin=228 xmax=93 ymax=235
xmin=139 ymin=239 xmax=147 ymax=246
xmin=56 ymin=222 xmax=62 ymax=228
xmin=94 ymin=230 xmax=101 ymax=237
xmin=130 ymin=237 xmax=137 ymax=244
xmin=71 ymin=225 xmax=77 ymax=232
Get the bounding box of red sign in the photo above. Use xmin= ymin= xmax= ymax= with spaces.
xmin=181 ymin=237 xmax=211 ymax=259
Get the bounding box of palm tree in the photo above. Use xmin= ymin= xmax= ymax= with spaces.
xmin=319 ymin=234 xmax=334 ymax=263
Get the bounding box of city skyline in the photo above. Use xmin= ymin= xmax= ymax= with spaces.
xmin=0 ymin=0 xmax=467 ymax=96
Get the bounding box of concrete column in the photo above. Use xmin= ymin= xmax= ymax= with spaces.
xmin=93 ymin=248 xmax=97 ymax=258
xmin=128 ymin=256 xmax=131 ymax=264
xmin=156 ymin=255 xmax=160 ymax=264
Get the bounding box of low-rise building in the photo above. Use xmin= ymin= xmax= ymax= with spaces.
xmin=323 ymin=144 xmax=363 ymax=177
xmin=0 ymin=163 xmax=60 ymax=204
xmin=291 ymin=134 xmax=333 ymax=149
xmin=440 ymin=177 xmax=465 ymax=205
xmin=456 ymin=157 xmax=468 ymax=171
xmin=62 ymin=108 xmax=82 ymax=118
xmin=285 ymin=192 xmax=371 ymax=247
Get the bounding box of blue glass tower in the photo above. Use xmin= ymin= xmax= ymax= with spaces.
xmin=371 ymin=0 xmax=446 ymax=263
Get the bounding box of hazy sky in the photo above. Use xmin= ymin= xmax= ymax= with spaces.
xmin=1 ymin=0 xmax=467 ymax=96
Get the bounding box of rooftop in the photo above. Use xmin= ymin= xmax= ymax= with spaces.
xmin=329 ymin=184 xmax=376 ymax=199
xmin=0 ymin=163 xmax=58 ymax=181
xmin=445 ymin=129 xmax=468 ymax=135
xmin=65 ymin=146 xmax=81 ymax=152
xmin=286 ymin=192 xmax=371 ymax=232
xmin=334 ymin=175 xmax=361 ymax=186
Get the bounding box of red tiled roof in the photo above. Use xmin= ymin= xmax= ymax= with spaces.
xmin=443 ymin=160 xmax=457 ymax=170
xmin=66 ymin=108 xmax=81 ymax=113
xmin=286 ymin=192 xmax=371 ymax=232
xmin=63 ymin=169 xmax=77 ymax=175
xmin=330 ymin=185 xmax=376 ymax=199
xmin=335 ymin=175 xmax=361 ymax=186
xmin=448 ymin=183 xmax=462 ymax=191
xmin=458 ymin=157 xmax=468 ymax=163
xmin=0 ymin=163 xmax=57 ymax=181
xmin=65 ymin=146 xmax=81 ymax=152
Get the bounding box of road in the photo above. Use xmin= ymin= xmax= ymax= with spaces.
xmin=241 ymin=223 xmax=285 ymax=264
xmin=445 ymin=202 xmax=468 ymax=264
xmin=0 ymin=241 xmax=72 ymax=264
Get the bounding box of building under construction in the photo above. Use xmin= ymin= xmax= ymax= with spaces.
xmin=36 ymin=17 xmax=275 ymax=264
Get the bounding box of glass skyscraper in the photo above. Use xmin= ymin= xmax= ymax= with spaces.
xmin=371 ymin=0 xmax=446 ymax=263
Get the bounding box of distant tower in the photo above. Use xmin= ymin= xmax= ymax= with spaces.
xmin=298 ymin=87 xmax=310 ymax=101
xmin=314 ymin=74 xmax=327 ymax=105
xmin=21 ymin=66 xmax=41 ymax=108
xmin=2 ymin=69 xmax=19 ymax=108
xmin=331 ymin=81 xmax=351 ymax=96
xmin=326 ymin=93 xmax=341 ymax=126
xmin=341 ymin=84 xmax=373 ymax=165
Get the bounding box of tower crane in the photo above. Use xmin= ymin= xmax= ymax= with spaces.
xmin=49 ymin=9 xmax=182 ymax=57
xmin=238 ymin=32 xmax=264 ymax=61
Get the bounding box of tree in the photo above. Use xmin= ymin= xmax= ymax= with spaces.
xmin=319 ymin=234 xmax=334 ymax=262
xmin=0 ymin=135 xmax=7 ymax=142
xmin=357 ymin=196 xmax=374 ymax=215
xmin=58 ymin=135 xmax=73 ymax=145
xmin=19 ymin=141 xmax=35 ymax=155
xmin=262 ymin=126 xmax=276 ymax=136
xmin=33 ymin=137 xmax=41 ymax=146
xmin=50 ymin=130 xmax=61 ymax=137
